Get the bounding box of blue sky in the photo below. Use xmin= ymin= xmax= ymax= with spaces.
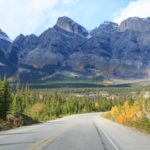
xmin=0 ymin=0 xmax=150 ymax=39
xmin=35 ymin=0 xmax=132 ymax=35
xmin=53 ymin=0 xmax=131 ymax=29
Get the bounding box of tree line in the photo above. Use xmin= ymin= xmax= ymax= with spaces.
xmin=1 ymin=79 xmax=149 ymax=130
xmin=0 ymin=79 xmax=123 ymax=128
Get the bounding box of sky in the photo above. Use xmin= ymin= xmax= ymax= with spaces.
xmin=0 ymin=0 xmax=150 ymax=39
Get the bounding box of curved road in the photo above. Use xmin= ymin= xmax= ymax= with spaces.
xmin=0 ymin=113 xmax=150 ymax=150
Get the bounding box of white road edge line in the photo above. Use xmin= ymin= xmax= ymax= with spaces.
xmin=94 ymin=117 xmax=120 ymax=150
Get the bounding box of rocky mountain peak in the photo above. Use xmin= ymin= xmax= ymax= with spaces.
xmin=0 ymin=29 xmax=11 ymax=42
xmin=119 ymin=17 xmax=150 ymax=32
xmin=99 ymin=21 xmax=119 ymax=32
xmin=55 ymin=16 xmax=89 ymax=37
xmin=91 ymin=21 xmax=119 ymax=36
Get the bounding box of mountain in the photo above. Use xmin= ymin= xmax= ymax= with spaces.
xmin=119 ymin=17 xmax=150 ymax=32
xmin=0 ymin=29 xmax=13 ymax=77
xmin=0 ymin=29 xmax=11 ymax=60
xmin=55 ymin=16 xmax=89 ymax=37
xmin=1 ymin=16 xmax=150 ymax=82
xmin=91 ymin=21 xmax=119 ymax=35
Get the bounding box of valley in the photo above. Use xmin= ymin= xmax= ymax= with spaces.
xmin=1 ymin=1 xmax=150 ymax=150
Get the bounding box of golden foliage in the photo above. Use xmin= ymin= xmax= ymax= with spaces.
xmin=95 ymin=101 xmax=100 ymax=111
xmin=107 ymin=101 xmax=144 ymax=125
xmin=111 ymin=106 xmax=119 ymax=118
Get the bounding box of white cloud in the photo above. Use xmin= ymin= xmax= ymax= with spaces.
xmin=114 ymin=0 xmax=150 ymax=24
xmin=0 ymin=0 xmax=72 ymax=39
xmin=61 ymin=0 xmax=76 ymax=5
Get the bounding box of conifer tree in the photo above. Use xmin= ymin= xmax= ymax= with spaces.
xmin=0 ymin=79 xmax=12 ymax=120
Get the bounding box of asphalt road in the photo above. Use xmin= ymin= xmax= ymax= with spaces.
xmin=0 ymin=113 xmax=150 ymax=150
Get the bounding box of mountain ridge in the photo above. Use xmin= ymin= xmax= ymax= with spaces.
xmin=1 ymin=16 xmax=150 ymax=82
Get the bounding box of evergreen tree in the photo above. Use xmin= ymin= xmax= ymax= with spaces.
xmin=0 ymin=79 xmax=12 ymax=120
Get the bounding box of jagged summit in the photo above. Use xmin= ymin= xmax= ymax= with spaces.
xmin=55 ymin=16 xmax=89 ymax=37
xmin=91 ymin=21 xmax=119 ymax=35
xmin=100 ymin=21 xmax=119 ymax=31
xmin=0 ymin=29 xmax=11 ymax=42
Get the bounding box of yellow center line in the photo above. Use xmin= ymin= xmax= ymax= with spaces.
xmin=30 ymin=122 xmax=77 ymax=150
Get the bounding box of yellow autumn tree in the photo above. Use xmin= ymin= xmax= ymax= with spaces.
xmin=111 ymin=106 xmax=119 ymax=119
xmin=95 ymin=101 xmax=100 ymax=111
xmin=108 ymin=100 xmax=144 ymax=124
xmin=132 ymin=101 xmax=143 ymax=121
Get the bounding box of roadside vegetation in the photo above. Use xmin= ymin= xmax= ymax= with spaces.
xmin=102 ymin=100 xmax=150 ymax=133
xmin=0 ymin=78 xmax=150 ymax=133
xmin=0 ymin=79 xmax=122 ymax=130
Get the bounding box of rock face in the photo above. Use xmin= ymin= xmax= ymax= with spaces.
xmin=1 ymin=16 xmax=150 ymax=82
xmin=119 ymin=17 xmax=150 ymax=32
xmin=0 ymin=29 xmax=11 ymax=55
xmin=0 ymin=29 xmax=11 ymax=42
xmin=91 ymin=21 xmax=118 ymax=35
xmin=0 ymin=29 xmax=12 ymax=77
xmin=23 ymin=28 xmax=84 ymax=68
xmin=56 ymin=16 xmax=89 ymax=37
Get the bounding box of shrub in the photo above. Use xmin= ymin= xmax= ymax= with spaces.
xmin=103 ymin=100 xmax=150 ymax=133
xmin=28 ymin=103 xmax=48 ymax=121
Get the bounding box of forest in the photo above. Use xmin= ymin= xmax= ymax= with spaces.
xmin=0 ymin=79 xmax=150 ymax=133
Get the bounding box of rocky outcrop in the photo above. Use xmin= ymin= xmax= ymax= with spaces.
xmin=0 ymin=29 xmax=11 ymax=55
xmin=0 ymin=29 xmax=11 ymax=42
xmin=119 ymin=17 xmax=150 ymax=32
xmin=0 ymin=29 xmax=12 ymax=77
xmin=56 ymin=16 xmax=89 ymax=37
xmin=91 ymin=21 xmax=118 ymax=36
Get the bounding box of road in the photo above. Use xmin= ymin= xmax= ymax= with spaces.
xmin=0 ymin=113 xmax=150 ymax=150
